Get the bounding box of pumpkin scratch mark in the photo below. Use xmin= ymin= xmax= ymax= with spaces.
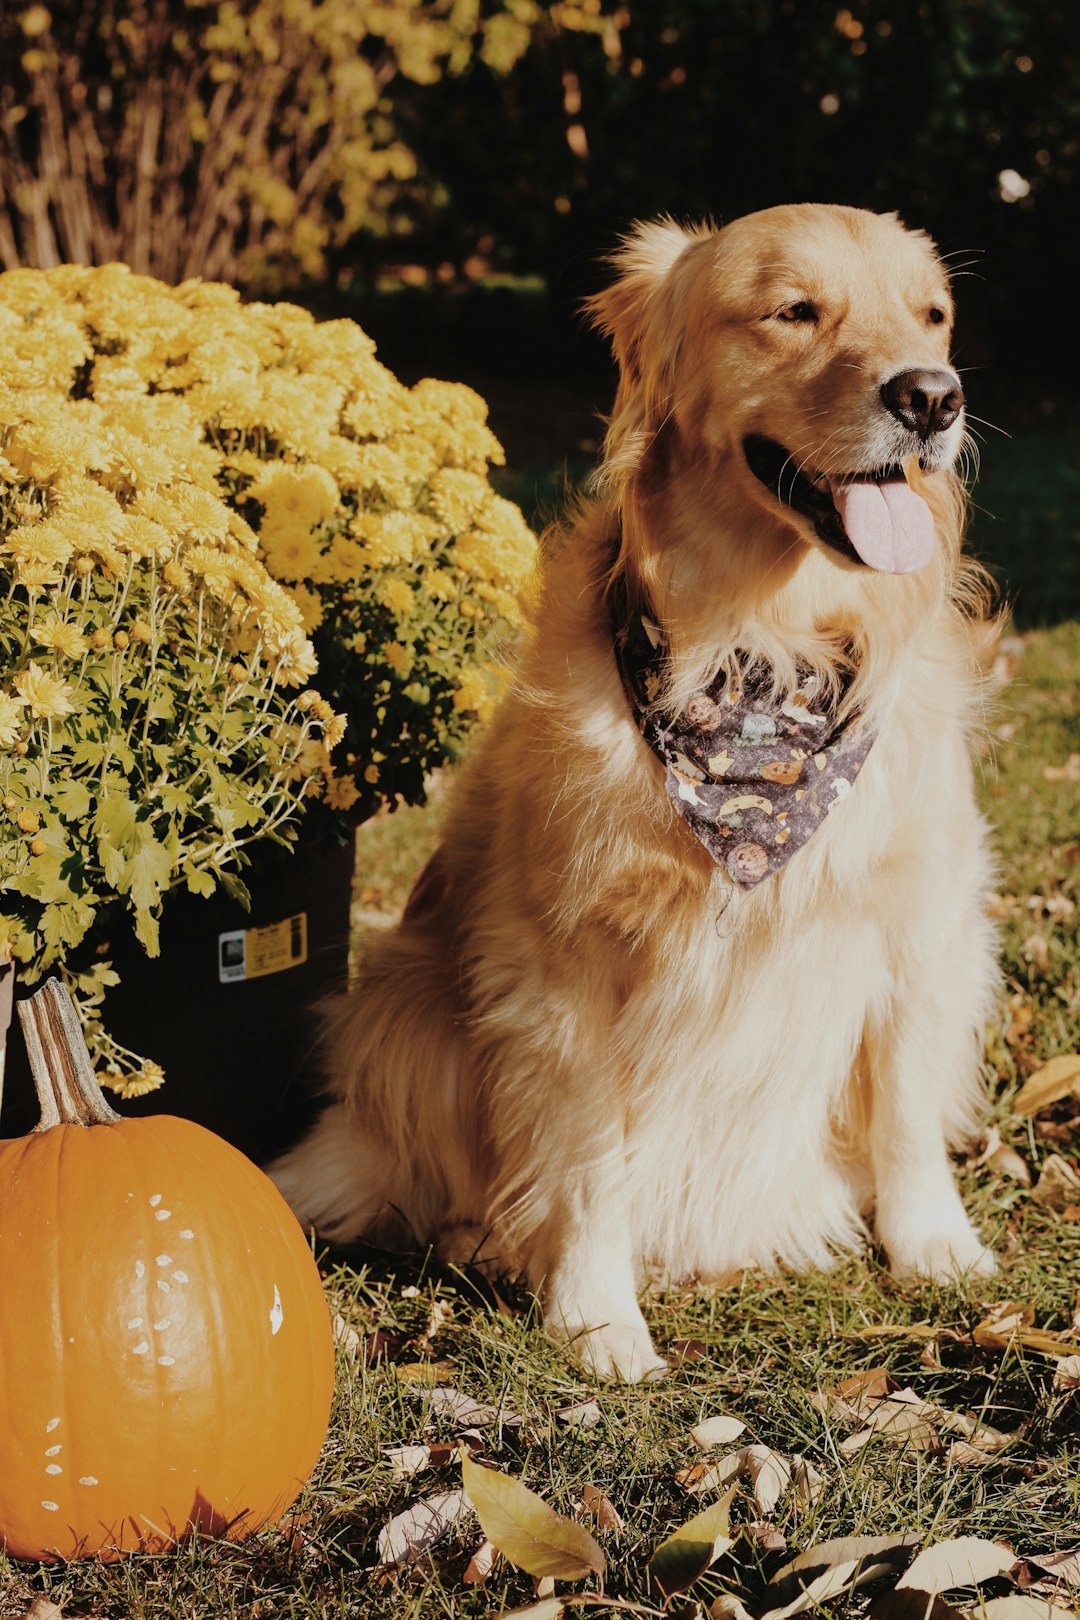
xmin=270 ymin=1284 xmax=284 ymax=1336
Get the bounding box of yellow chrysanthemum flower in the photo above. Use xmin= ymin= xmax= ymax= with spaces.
xmin=0 ymin=692 xmax=24 ymax=749
xmin=33 ymin=618 xmax=90 ymax=659
xmin=102 ymin=1060 xmax=166 ymax=1099
xmin=12 ymin=663 xmax=77 ymax=719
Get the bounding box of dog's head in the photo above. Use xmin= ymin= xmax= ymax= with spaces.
xmin=589 ymin=205 xmax=969 ymax=594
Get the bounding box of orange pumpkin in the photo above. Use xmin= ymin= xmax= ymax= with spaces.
xmin=0 ymin=979 xmax=334 ymax=1561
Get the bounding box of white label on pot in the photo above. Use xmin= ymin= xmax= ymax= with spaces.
xmin=217 ymin=913 xmax=308 ymax=984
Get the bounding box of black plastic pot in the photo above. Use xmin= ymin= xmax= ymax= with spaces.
xmin=0 ymin=839 xmax=354 ymax=1166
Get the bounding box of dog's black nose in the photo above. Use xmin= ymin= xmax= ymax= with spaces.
xmin=880 ymin=368 xmax=964 ymax=439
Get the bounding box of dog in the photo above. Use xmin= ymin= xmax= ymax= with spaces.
xmin=272 ymin=203 xmax=999 ymax=1381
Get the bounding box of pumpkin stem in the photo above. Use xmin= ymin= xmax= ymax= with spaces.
xmin=18 ymin=978 xmax=122 ymax=1129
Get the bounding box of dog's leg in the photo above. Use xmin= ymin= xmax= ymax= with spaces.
xmin=867 ymin=988 xmax=996 ymax=1283
xmin=521 ymin=1134 xmax=666 ymax=1383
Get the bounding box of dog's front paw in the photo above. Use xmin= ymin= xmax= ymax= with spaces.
xmin=556 ymin=1316 xmax=668 ymax=1383
xmin=887 ymin=1221 xmax=997 ymax=1284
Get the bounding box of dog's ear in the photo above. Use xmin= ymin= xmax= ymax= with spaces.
xmin=586 ymin=218 xmax=705 ymax=389
xmin=586 ymin=219 xmax=712 ymax=488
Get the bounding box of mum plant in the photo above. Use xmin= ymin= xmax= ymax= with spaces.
xmin=0 ymin=263 xmax=534 ymax=1092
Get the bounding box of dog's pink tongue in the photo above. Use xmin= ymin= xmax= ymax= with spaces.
xmin=826 ymin=476 xmax=935 ymax=573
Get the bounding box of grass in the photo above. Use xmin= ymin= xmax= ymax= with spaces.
xmin=3 ymin=438 xmax=1080 ymax=1619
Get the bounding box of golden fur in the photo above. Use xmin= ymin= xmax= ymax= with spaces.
xmin=272 ymin=204 xmax=999 ymax=1380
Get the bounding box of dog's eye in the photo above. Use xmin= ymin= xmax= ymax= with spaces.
xmin=775 ymin=301 xmax=818 ymax=324
xmin=927 ymin=307 xmax=947 ymax=325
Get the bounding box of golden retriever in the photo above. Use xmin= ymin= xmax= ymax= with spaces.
xmin=272 ymin=203 xmax=999 ymax=1381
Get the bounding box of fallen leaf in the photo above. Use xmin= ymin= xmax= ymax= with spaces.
xmin=709 ymin=1598 xmax=755 ymax=1620
xmin=691 ymin=1414 xmax=748 ymax=1449
xmin=749 ymin=1521 xmax=788 ymax=1553
xmin=871 ymin=1593 xmax=963 ymax=1620
xmin=534 ymin=1576 xmax=557 ymax=1598
xmin=896 ymin=1537 xmax=1015 ymax=1594
xmin=990 ymin=1144 xmax=1034 ymax=1186
xmin=460 ymin=1451 xmax=605 ymax=1581
xmin=670 ymin=1337 xmax=710 ymax=1363
xmin=791 ymin=1455 xmax=826 ymax=1509
xmin=385 ymin=1443 xmax=434 ymax=1481
xmin=760 ymin=1558 xmax=888 ymax=1620
xmin=677 ymin=1454 xmax=744 ymax=1495
xmin=420 ymin=1295 xmax=453 ymax=1350
xmin=555 ymin=1400 xmax=602 ymax=1428
xmin=744 ymin=1444 xmax=792 ymax=1514
xmin=1026 ymin=1548 xmax=1080 ymax=1586
xmin=1052 ymin=1355 xmax=1080 ymax=1390
xmin=1013 ymin=1056 xmax=1080 ymax=1117
xmin=839 ymin=1387 xmax=942 ymax=1454
xmin=376 ymin=1488 xmax=473 ymax=1570
xmin=769 ymin=1533 xmax=918 ymax=1593
xmin=16 ymin=1601 xmax=64 ymax=1620
xmin=394 ymin=1360 xmax=457 ymax=1385
xmin=1031 ymin=1155 xmax=1080 ymax=1212
xmin=710 ymin=1600 xmax=755 ymax=1620
xmin=331 ymin=1313 xmax=362 ymax=1354
xmin=647 ymin=1485 xmax=736 ymax=1599
xmin=463 ymin=1537 xmax=499 ymax=1583
xmin=495 ymin=1602 xmax=564 ymax=1619
xmin=580 ymin=1484 xmax=624 ymax=1531
xmin=425 ymin=1386 xmax=520 ymax=1428
xmin=966 ymin=1599 xmax=1062 ymax=1619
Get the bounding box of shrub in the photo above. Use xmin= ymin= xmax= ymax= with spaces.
xmin=1 ymin=262 xmax=535 ymax=1086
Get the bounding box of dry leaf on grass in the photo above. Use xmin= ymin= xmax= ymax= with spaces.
xmin=1031 ymin=1155 xmax=1080 ymax=1212
xmin=1023 ymin=1547 xmax=1080 ymax=1587
xmin=791 ymin=1454 xmax=826 ymax=1508
xmin=1013 ymin=1056 xmax=1080 ymax=1117
xmin=691 ymin=1414 xmax=748 ymax=1449
xmin=678 ymin=1444 xmax=793 ymax=1513
xmin=385 ymin=1443 xmax=434 ymax=1482
xmin=819 ymin=1368 xmax=1022 ymax=1456
xmin=647 ymin=1485 xmax=736 ymax=1600
xmin=1052 ymin=1355 xmax=1080 ymax=1390
xmin=762 ymin=1541 xmax=915 ymax=1620
xmin=709 ymin=1597 xmax=755 ymax=1620
xmin=395 ymin=1359 xmax=457 ymax=1385
xmin=765 ymin=1531 xmax=918 ymax=1620
xmin=463 ymin=1537 xmax=499 ymax=1584
xmin=555 ymin=1400 xmax=602 ymax=1428
xmin=423 ymin=1386 xmax=521 ymax=1428
xmin=677 ymin=1454 xmax=745 ymax=1495
xmin=331 ymin=1313 xmax=363 ymax=1354
xmin=460 ymin=1451 xmax=605 ymax=1581
xmin=15 ymin=1601 xmax=64 ymax=1620
xmin=896 ymin=1536 xmax=1016 ymax=1594
xmin=749 ymin=1521 xmax=788 ymax=1553
xmin=384 ymin=1430 xmax=483 ymax=1481
xmin=495 ymin=1600 xmax=564 ymax=1619
xmin=965 ymin=1598 xmax=1064 ymax=1619
xmin=579 ymin=1484 xmax=624 ymax=1532
xmin=375 ymin=1487 xmax=474 ymax=1570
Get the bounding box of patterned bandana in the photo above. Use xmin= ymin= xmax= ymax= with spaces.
xmin=611 ymin=578 xmax=877 ymax=890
